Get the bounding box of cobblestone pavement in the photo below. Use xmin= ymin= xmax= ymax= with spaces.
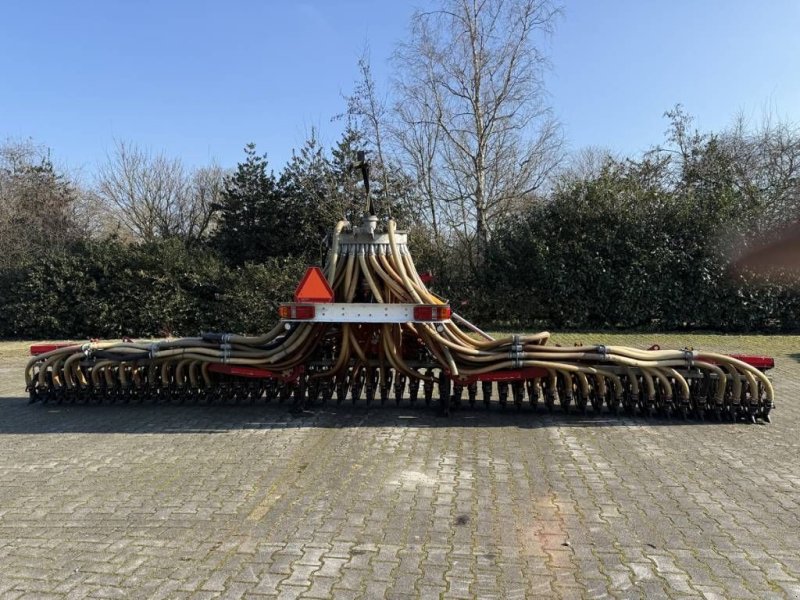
xmin=1 ymin=335 xmax=799 ymax=599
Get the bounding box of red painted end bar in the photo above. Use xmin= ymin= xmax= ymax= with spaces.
xmin=726 ymin=354 xmax=775 ymax=370
xmin=30 ymin=343 xmax=74 ymax=356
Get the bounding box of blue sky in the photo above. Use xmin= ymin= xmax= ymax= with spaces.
xmin=1 ymin=0 xmax=798 ymax=179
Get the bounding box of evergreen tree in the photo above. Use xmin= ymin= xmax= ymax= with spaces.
xmin=212 ymin=144 xmax=284 ymax=264
xmin=279 ymin=133 xmax=337 ymax=262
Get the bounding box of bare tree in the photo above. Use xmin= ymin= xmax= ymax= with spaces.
xmin=0 ymin=139 xmax=84 ymax=267
xmin=67 ymin=185 xmax=114 ymax=239
xmin=187 ymin=163 xmax=226 ymax=241
xmin=345 ymin=53 xmax=392 ymax=209
xmin=392 ymin=67 xmax=444 ymax=244
xmin=653 ymin=106 xmax=800 ymax=229
xmin=725 ymin=112 xmax=800 ymax=229
xmin=96 ymin=141 xmax=223 ymax=242
xmin=393 ymin=0 xmax=564 ymax=261
xmin=556 ymin=146 xmax=617 ymax=187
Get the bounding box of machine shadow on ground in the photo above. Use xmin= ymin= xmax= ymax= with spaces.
xmin=0 ymin=395 xmax=765 ymax=435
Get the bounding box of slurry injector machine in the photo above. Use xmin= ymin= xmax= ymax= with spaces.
xmin=25 ymin=156 xmax=775 ymax=422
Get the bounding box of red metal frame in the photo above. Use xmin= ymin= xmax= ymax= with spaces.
xmin=449 ymin=352 xmax=775 ymax=384
xmin=30 ymin=344 xmax=773 ymax=380
xmin=453 ymin=367 xmax=550 ymax=386
xmin=207 ymin=364 xmax=304 ymax=382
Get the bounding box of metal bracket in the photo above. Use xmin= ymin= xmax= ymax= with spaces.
xmin=510 ymin=334 xmax=524 ymax=367
xmin=220 ymin=343 xmax=232 ymax=364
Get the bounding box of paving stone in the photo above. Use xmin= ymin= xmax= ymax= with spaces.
xmin=1 ymin=336 xmax=799 ymax=599
xmin=299 ymin=575 xmax=336 ymax=599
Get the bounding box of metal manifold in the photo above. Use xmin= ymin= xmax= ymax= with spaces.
xmin=25 ymin=217 xmax=775 ymax=422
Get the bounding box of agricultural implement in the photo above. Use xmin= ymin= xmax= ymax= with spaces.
xmin=25 ymin=158 xmax=775 ymax=422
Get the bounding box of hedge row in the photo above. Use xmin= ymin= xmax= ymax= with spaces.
xmin=2 ymin=209 xmax=798 ymax=338
xmin=0 ymin=240 xmax=305 ymax=339
xmin=437 ymin=179 xmax=800 ymax=332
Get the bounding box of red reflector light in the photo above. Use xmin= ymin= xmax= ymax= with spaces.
xmin=413 ymin=305 xmax=451 ymax=321
xmin=413 ymin=306 xmax=432 ymax=320
xmin=278 ymin=304 xmax=316 ymax=320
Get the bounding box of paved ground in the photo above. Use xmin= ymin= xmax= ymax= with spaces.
xmin=1 ymin=334 xmax=799 ymax=599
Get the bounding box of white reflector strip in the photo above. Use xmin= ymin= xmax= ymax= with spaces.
xmin=279 ymin=303 xmax=451 ymax=323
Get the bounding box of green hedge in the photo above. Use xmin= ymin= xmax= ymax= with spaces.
xmin=2 ymin=206 xmax=798 ymax=338
xmin=0 ymin=240 xmax=305 ymax=339
xmin=470 ymin=178 xmax=800 ymax=332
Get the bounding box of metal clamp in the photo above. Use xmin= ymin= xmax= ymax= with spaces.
xmin=149 ymin=342 xmax=160 ymax=359
xmin=510 ymin=335 xmax=524 ymax=367
xmin=220 ymin=343 xmax=232 ymax=364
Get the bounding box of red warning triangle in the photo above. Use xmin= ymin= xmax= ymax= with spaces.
xmin=294 ymin=267 xmax=334 ymax=303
